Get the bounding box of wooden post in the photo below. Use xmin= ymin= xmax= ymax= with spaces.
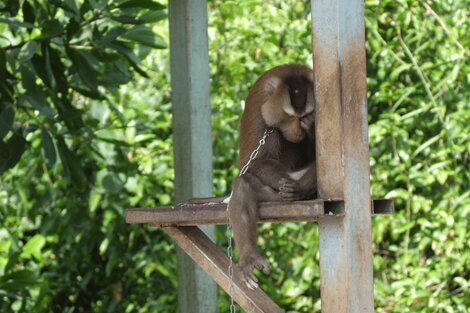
xmin=312 ymin=0 xmax=374 ymax=312
xmin=169 ymin=1 xmax=217 ymax=312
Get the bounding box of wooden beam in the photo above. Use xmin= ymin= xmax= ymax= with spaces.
xmin=127 ymin=200 xmax=341 ymax=225
xmin=126 ymin=199 xmax=392 ymax=225
xmin=312 ymin=0 xmax=375 ymax=312
xmin=168 ymin=0 xmax=216 ymax=312
xmin=163 ymin=226 xmax=284 ymax=313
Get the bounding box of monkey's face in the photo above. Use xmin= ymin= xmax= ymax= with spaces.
xmin=278 ymin=115 xmax=306 ymax=143
xmin=261 ymin=75 xmax=314 ymax=143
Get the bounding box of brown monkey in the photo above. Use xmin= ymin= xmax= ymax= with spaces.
xmin=228 ymin=64 xmax=317 ymax=289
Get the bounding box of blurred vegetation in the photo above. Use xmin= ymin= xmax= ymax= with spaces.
xmin=0 ymin=0 xmax=468 ymax=312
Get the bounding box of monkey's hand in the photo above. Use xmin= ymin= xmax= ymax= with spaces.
xmin=278 ymin=178 xmax=303 ymax=201
xmin=238 ymin=254 xmax=270 ymax=290
xmin=300 ymin=112 xmax=315 ymax=132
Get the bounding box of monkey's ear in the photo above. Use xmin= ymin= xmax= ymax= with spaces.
xmin=264 ymin=76 xmax=282 ymax=95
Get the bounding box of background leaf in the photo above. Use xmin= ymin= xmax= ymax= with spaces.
xmin=40 ymin=126 xmax=56 ymax=167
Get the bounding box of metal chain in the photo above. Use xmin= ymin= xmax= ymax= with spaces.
xmin=239 ymin=128 xmax=274 ymax=176
xmin=226 ymin=127 xmax=273 ymax=313
xmin=226 ymin=210 xmax=236 ymax=313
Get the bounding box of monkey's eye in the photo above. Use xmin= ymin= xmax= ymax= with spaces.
xmin=293 ymin=89 xmax=299 ymax=94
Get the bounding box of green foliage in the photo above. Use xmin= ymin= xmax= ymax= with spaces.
xmin=0 ymin=0 xmax=168 ymax=173
xmin=0 ymin=0 xmax=174 ymax=312
xmin=0 ymin=0 xmax=469 ymax=312
xmin=365 ymin=1 xmax=469 ymax=312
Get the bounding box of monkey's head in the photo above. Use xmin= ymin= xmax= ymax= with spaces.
xmin=261 ymin=71 xmax=314 ymax=143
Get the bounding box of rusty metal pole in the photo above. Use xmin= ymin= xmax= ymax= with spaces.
xmin=311 ymin=0 xmax=374 ymax=312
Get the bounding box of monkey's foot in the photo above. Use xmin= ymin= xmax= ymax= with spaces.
xmin=238 ymin=254 xmax=270 ymax=290
xmin=279 ymin=178 xmax=301 ymax=201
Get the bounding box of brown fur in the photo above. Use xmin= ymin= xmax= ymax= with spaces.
xmin=229 ymin=64 xmax=317 ymax=289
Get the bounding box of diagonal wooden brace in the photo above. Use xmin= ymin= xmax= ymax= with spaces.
xmin=163 ymin=226 xmax=284 ymax=313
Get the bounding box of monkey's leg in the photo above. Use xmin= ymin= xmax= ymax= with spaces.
xmin=248 ymin=159 xmax=291 ymax=191
xmin=279 ymin=162 xmax=317 ymax=200
xmin=228 ymin=173 xmax=279 ymax=289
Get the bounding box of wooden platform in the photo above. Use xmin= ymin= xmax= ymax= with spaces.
xmin=126 ymin=198 xmax=393 ymax=312
xmin=126 ymin=198 xmax=393 ymax=226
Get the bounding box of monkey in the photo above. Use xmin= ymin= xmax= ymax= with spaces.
xmin=228 ymin=64 xmax=317 ymax=290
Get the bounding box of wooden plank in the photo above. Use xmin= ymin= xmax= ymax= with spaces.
xmin=168 ymin=0 xmax=216 ymax=312
xmin=311 ymin=0 xmax=375 ymax=312
xmin=311 ymin=0 xmax=344 ymax=200
xmin=126 ymin=199 xmax=392 ymax=225
xmin=126 ymin=200 xmax=342 ymax=225
xmin=163 ymin=226 xmax=284 ymax=313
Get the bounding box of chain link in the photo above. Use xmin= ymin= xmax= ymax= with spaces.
xmin=226 ymin=127 xmax=273 ymax=313
xmin=239 ymin=128 xmax=274 ymax=176
xmin=226 ymin=212 xmax=236 ymax=313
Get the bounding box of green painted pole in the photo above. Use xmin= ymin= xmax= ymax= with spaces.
xmin=169 ymin=0 xmax=217 ymax=312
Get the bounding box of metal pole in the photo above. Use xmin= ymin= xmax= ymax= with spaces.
xmin=169 ymin=0 xmax=217 ymax=312
xmin=311 ymin=0 xmax=374 ymax=312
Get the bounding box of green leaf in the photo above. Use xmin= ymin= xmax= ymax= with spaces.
xmin=18 ymin=40 xmax=37 ymax=62
xmin=71 ymin=86 xmax=105 ymax=100
xmin=95 ymin=136 xmax=132 ymax=146
xmin=96 ymin=27 xmax=127 ymax=46
xmin=117 ymin=0 xmax=165 ymax=10
xmin=411 ymin=134 xmax=440 ymax=158
xmin=57 ymin=135 xmax=87 ymax=190
xmin=19 ymin=65 xmax=56 ymax=119
xmin=435 ymin=170 xmax=448 ymax=185
xmin=66 ymin=18 xmax=81 ymax=39
xmin=107 ymin=41 xmax=149 ymax=78
xmin=139 ymin=10 xmax=167 ymax=23
xmin=0 ymin=49 xmax=6 ymax=83
xmin=89 ymin=190 xmax=102 ymax=213
xmin=107 ymin=40 xmax=141 ymax=64
xmin=31 ymin=54 xmax=52 ymax=88
xmin=6 ymin=0 xmax=20 ymax=16
xmin=0 ymin=132 xmax=27 ymax=174
xmin=67 ymin=48 xmax=99 ymax=89
xmin=102 ymin=173 xmax=124 ymax=194
xmin=0 ymin=270 xmax=39 ymax=291
xmin=40 ymin=127 xmax=56 ymax=167
xmin=21 ymin=234 xmax=46 ymax=259
xmin=40 ymin=19 xmax=63 ymax=38
xmin=21 ymin=1 xmax=35 ymax=30
xmin=64 ymin=0 xmax=80 ymax=14
xmin=19 ymin=95 xmax=56 ymax=119
xmin=4 ymin=251 xmax=20 ymax=275
xmin=43 ymin=45 xmax=57 ymax=89
xmin=55 ymin=98 xmax=84 ymax=130
xmin=122 ymin=25 xmax=167 ymax=49
xmin=0 ymin=103 xmax=15 ymax=138
xmin=0 ymin=17 xmax=34 ymax=28
xmin=47 ymin=47 xmax=69 ymax=94
xmin=111 ymin=14 xmax=141 ymax=25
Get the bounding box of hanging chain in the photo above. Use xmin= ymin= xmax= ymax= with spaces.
xmin=239 ymin=128 xmax=274 ymax=176
xmin=226 ymin=208 xmax=236 ymax=313
xmin=226 ymin=127 xmax=273 ymax=313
